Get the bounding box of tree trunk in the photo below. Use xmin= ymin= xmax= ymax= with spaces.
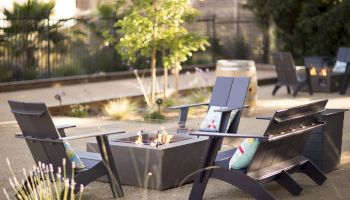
xmin=150 ymin=0 xmax=158 ymax=108
xmin=162 ymin=50 xmax=168 ymax=100
xmin=163 ymin=66 xmax=168 ymax=100
xmin=174 ymin=63 xmax=180 ymax=98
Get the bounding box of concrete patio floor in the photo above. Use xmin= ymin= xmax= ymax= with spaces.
xmin=0 ymin=84 xmax=349 ymax=199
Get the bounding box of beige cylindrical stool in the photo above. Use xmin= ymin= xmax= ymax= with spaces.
xmin=215 ymin=60 xmax=258 ymax=116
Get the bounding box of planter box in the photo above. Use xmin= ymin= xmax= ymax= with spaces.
xmin=302 ymin=109 xmax=347 ymax=172
xmin=87 ymin=132 xmax=208 ymax=190
xmin=308 ymin=73 xmax=344 ymax=92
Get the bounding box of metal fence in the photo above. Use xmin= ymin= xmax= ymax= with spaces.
xmin=0 ymin=16 xmax=269 ymax=83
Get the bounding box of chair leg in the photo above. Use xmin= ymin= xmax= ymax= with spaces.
xmin=189 ymin=137 xmax=223 ymax=200
xmin=305 ymin=66 xmax=313 ymax=95
xmin=211 ymin=168 xmax=276 ymax=200
xmin=96 ymin=135 xmax=124 ymax=198
xmin=275 ymin=170 xmax=302 ymax=196
xmin=300 ymin=161 xmax=327 ymax=185
xmin=272 ymin=84 xmax=281 ymax=96
xmin=177 ymin=107 xmax=189 ymax=133
xmin=293 ymin=83 xmax=305 ymax=97
xmin=287 ymin=86 xmax=291 ymax=94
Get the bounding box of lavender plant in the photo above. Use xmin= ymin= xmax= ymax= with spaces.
xmin=3 ymin=158 xmax=84 ymax=200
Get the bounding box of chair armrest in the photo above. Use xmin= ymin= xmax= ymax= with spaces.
xmin=214 ymin=105 xmax=249 ymax=113
xmin=189 ymin=131 xmax=268 ymax=140
xmin=15 ymin=133 xmax=62 ymax=143
xmin=168 ymin=102 xmax=209 ymax=110
xmin=15 ymin=130 xmax=125 ymax=142
xmin=59 ymin=130 xmax=125 ymax=141
xmin=56 ymin=124 xmax=76 ymax=130
xmin=256 ymin=116 xmax=272 ymax=120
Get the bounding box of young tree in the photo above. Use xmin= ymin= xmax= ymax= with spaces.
xmin=113 ymin=0 xmax=209 ymax=108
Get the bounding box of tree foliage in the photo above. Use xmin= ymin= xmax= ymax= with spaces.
xmin=0 ymin=0 xmax=69 ymax=70
xmin=114 ymin=0 xmax=209 ymax=68
xmin=246 ymin=0 xmax=350 ymax=62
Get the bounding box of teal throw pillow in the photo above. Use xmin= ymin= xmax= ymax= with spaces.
xmin=229 ymin=138 xmax=260 ymax=170
xmin=64 ymin=141 xmax=86 ymax=169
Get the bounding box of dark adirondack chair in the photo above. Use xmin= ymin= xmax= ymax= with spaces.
xmin=189 ymin=99 xmax=328 ymax=200
xmin=272 ymin=52 xmax=313 ymax=97
xmin=8 ymin=100 xmax=125 ymax=198
xmin=169 ymin=76 xmax=250 ymax=133
xmin=338 ymin=48 xmax=350 ymax=94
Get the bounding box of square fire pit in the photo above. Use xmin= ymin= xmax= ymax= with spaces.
xmin=310 ymin=73 xmax=344 ymax=92
xmin=303 ymin=66 xmax=345 ymax=92
xmin=86 ymin=132 xmax=208 ymax=190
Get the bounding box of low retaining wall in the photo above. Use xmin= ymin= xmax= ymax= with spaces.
xmin=0 ymin=64 xmax=215 ymax=92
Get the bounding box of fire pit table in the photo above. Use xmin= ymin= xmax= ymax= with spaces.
xmin=307 ymin=68 xmax=344 ymax=92
xmin=303 ymin=58 xmax=345 ymax=92
xmin=87 ymin=129 xmax=208 ymax=190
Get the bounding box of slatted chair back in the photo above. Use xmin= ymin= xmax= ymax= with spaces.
xmin=272 ymin=52 xmax=299 ymax=85
xmin=8 ymin=100 xmax=72 ymax=173
xmin=209 ymin=77 xmax=250 ymax=133
xmin=246 ymin=100 xmax=327 ymax=176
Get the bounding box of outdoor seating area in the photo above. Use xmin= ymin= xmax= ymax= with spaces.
xmin=1 ymin=1 xmax=350 ymax=200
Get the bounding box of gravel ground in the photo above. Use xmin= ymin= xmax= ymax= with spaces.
xmin=1 ymin=85 xmax=350 ymax=200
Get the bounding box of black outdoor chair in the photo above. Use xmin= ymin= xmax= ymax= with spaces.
xmin=337 ymin=48 xmax=350 ymax=94
xmin=169 ymin=76 xmax=250 ymax=133
xmin=272 ymin=52 xmax=313 ymax=97
xmin=8 ymin=100 xmax=125 ymax=198
xmin=188 ymin=99 xmax=328 ymax=200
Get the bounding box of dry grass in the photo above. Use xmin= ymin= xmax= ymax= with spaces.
xmin=103 ymin=98 xmax=139 ymax=120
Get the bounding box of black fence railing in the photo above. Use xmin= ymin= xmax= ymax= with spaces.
xmin=0 ymin=16 xmax=269 ymax=83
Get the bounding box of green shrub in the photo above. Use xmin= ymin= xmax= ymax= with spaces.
xmin=144 ymin=111 xmax=165 ymax=121
xmin=53 ymin=65 xmax=86 ymax=77
xmin=163 ymin=97 xmax=179 ymax=107
xmin=0 ymin=65 xmax=13 ymax=82
xmin=67 ymin=104 xmax=89 ymax=117
xmin=21 ymin=68 xmax=37 ymax=80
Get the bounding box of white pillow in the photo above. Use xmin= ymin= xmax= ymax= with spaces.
xmin=199 ymin=106 xmax=239 ymax=132
xmin=199 ymin=106 xmax=223 ymax=132
xmin=333 ymin=61 xmax=347 ymax=73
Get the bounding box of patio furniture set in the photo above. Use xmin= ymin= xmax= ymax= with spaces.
xmin=8 ymin=76 xmax=347 ymax=200
xmin=272 ymin=47 xmax=350 ymax=96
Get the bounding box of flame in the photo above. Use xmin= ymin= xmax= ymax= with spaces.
xmin=134 ymin=128 xmax=174 ymax=146
xmin=135 ymin=131 xmax=143 ymax=145
xmin=309 ymin=67 xmax=317 ymax=76
xmin=160 ymin=127 xmax=173 ymax=144
xmin=320 ymin=68 xmax=328 ymax=76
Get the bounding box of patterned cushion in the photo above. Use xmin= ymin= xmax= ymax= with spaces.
xmin=199 ymin=106 xmax=223 ymax=132
xmin=199 ymin=106 xmax=239 ymax=132
xmin=229 ymin=138 xmax=260 ymax=170
xmin=333 ymin=61 xmax=347 ymax=73
xmin=63 ymin=142 xmax=86 ymax=169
